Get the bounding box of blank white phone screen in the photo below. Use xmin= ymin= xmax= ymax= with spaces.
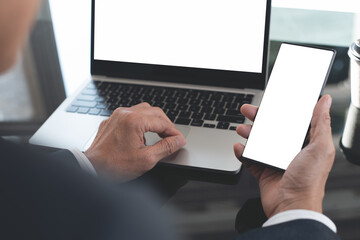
xmin=243 ymin=44 xmax=334 ymax=170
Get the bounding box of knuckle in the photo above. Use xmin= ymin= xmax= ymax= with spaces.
xmin=162 ymin=138 xmax=176 ymax=155
xmin=143 ymin=153 xmax=156 ymax=168
xmin=153 ymin=107 xmax=165 ymax=115
xmin=140 ymin=102 xmax=151 ymax=107
xmin=328 ymin=144 xmax=336 ymax=158
xmin=323 ymin=111 xmax=331 ymax=123
xmin=113 ymin=107 xmax=124 ymax=116
xmin=124 ymin=114 xmax=138 ymax=127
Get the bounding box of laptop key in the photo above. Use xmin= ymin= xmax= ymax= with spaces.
xmin=66 ymin=106 xmax=78 ymax=113
xmin=167 ymin=110 xmax=179 ymax=117
xmin=200 ymin=106 xmax=213 ymax=114
xmin=192 ymin=112 xmax=204 ymax=120
xmin=175 ymin=118 xmax=191 ymax=125
xmin=72 ymin=101 xmax=97 ymax=108
xmin=177 ymin=98 xmax=189 ymax=104
xmin=168 ymin=116 xmax=176 ymax=122
xmin=88 ymin=108 xmax=101 ymax=115
xmin=108 ymin=105 xmax=118 ymax=111
xmin=82 ymin=89 xmax=98 ymax=96
xmin=78 ymin=107 xmax=90 ymax=114
xmin=179 ymin=111 xmax=192 ymax=118
xmin=95 ymin=96 xmax=106 ymax=102
xmin=176 ymin=104 xmax=189 ymax=111
xmin=226 ymin=110 xmax=243 ymax=116
xmin=217 ymin=122 xmax=230 ymax=130
xmin=191 ymin=119 xmax=204 ymax=127
xmin=189 ymin=105 xmax=201 ymax=112
xmin=203 ymin=124 xmax=216 ymax=128
xmin=96 ymin=103 xmax=107 ymax=109
xmin=77 ymin=95 xmax=96 ymax=101
xmin=100 ymin=109 xmax=113 ymax=117
xmin=244 ymin=94 xmax=254 ymax=101
xmin=86 ymin=83 xmax=97 ymax=89
xmin=229 ymin=126 xmax=237 ymax=131
xmin=217 ymin=115 xmax=245 ymax=124
xmin=214 ymin=108 xmax=225 ymax=115
xmin=204 ymin=114 xmax=216 ymax=121
xmin=234 ymin=94 xmax=246 ymax=101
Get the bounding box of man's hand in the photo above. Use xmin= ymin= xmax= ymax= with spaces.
xmin=85 ymin=103 xmax=186 ymax=181
xmin=234 ymin=95 xmax=335 ymax=218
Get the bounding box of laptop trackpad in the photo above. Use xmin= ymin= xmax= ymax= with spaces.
xmin=144 ymin=125 xmax=191 ymax=146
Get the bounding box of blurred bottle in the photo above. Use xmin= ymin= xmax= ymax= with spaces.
xmin=340 ymin=39 xmax=360 ymax=165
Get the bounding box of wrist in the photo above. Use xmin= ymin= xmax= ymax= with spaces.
xmin=84 ymin=149 xmax=102 ymax=171
xmin=269 ymin=194 xmax=323 ymax=218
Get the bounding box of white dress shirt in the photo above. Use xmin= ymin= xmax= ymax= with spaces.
xmin=264 ymin=209 xmax=337 ymax=233
xmin=68 ymin=148 xmax=337 ymax=233
xmin=69 ymin=148 xmax=97 ymax=176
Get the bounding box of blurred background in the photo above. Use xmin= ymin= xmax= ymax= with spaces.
xmin=1 ymin=1 xmax=360 ymax=239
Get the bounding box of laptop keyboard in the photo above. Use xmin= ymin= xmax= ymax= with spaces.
xmin=66 ymin=81 xmax=254 ymax=131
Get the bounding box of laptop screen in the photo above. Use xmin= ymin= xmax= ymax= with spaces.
xmin=91 ymin=0 xmax=271 ymax=90
xmin=94 ymin=0 xmax=267 ymax=73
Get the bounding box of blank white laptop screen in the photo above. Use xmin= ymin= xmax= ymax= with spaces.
xmin=242 ymin=44 xmax=335 ymax=170
xmin=94 ymin=0 xmax=267 ymax=73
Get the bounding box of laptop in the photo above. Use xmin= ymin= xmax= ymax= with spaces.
xmin=30 ymin=0 xmax=271 ymax=174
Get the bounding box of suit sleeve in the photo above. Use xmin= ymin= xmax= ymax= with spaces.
xmin=50 ymin=149 xmax=81 ymax=168
xmin=0 ymin=139 xmax=179 ymax=240
xmin=235 ymin=220 xmax=340 ymax=240
xmin=51 ymin=148 xmax=97 ymax=175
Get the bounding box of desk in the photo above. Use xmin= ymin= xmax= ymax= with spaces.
xmin=48 ymin=3 xmax=360 ymax=239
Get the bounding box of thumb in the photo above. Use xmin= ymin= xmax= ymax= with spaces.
xmin=309 ymin=95 xmax=332 ymax=145
xmin=147 ymin=135 xmax=186 ymax=162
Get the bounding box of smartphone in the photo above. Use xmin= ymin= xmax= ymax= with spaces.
xmin=242 ymin=43 xmax=336 ymax=171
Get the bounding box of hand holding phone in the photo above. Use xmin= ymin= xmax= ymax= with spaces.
xmin=241 ymin=43 xmax=336 ymax=171
xmin=233 ymin=43 xmax=337 ymax=218
xmin=234 ymin=95 xmax=336 ymax=218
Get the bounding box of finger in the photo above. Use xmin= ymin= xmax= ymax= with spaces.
xmin=152 ymin=107 xmax=174 ymax=125
xmin=234 ymin=143 xmax=257 ymax=168
xmin=139 ymin=106 xmax=174 ymax=126
xmin=95 ymin=119 xmax=109 ymax=139
xmin=147 ymin=135 xmax=186 ymax=161
xmin=240 ymin=104 xmax=258 ymax=122
xmin=234 ymin=143 xmax=265 ymax=180
xmin=143 ymin=114 xmax=183 ymax=137
xmin=309 ymin=95 xmax=332 ymax=144
xmin=236 ymin=124 xmax=252 ymax=139
xmin=234 ymin=142 xmax=245 ymax=160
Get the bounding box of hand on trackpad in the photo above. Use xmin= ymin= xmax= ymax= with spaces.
xmin=144 ymin=125 xmax=191 ymax=146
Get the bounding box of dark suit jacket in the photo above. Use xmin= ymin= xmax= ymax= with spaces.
xmin=236 ymin=219 xmax=340 ymax=239
xmin=0 ymin=138 xmax=177 ymax=240
xmin=0 ymin=138 xmax=340 ymax=240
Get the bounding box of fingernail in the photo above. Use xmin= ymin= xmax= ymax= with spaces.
xmin=324 ymin=95 xmax=332 ymax=108
xmin=176 ymin=136 xmax=186 ymax=147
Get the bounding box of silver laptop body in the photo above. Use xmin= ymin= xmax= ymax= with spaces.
xmin=30 ymin=0 xmax=271 ymax=174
